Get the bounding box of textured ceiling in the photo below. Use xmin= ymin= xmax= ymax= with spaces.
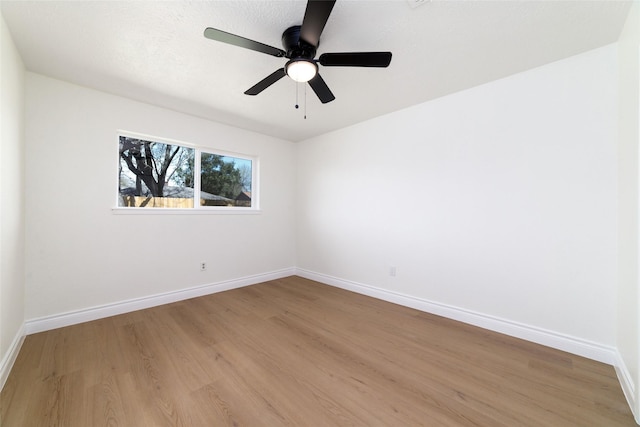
xmin=0 ymin=0 xmax=632 ymax=142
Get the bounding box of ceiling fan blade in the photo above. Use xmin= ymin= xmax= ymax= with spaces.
xmin=244 ymin=68 xmax=287 ymax=96
xmin=204 ymin=27 xmax=286 ymax=58
xmin=300 ymin=0 xmax=336 ymax=48
xmin=319 ymin=52 xmax=392 ymax=67
xmin=308 ymin=73 xmax=335 ymax=104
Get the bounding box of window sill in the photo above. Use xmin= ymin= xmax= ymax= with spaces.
xmin=112 ymin=207 xmax=262 ymax=215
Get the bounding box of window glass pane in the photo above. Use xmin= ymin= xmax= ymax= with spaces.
xmin=200 ymin=153 xmax=252 ymax=207
xmin=118 ymin=136 xmax=195 ymax=208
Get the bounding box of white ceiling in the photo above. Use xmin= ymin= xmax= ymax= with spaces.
xmin=1 ymin=0 xmax=632 ymax=142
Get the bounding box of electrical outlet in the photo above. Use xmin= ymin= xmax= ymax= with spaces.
xmin=389 ymin=266 xmax=397 ymax=277
xmin=200 ymin=262 xmax=206 ymax=271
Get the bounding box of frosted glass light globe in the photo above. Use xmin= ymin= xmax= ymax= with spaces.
xmin=286 ymin=59 xmax=318 ymax=83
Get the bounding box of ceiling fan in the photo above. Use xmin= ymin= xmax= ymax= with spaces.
xmin=203 ymin=0 xmax=392 ymax=104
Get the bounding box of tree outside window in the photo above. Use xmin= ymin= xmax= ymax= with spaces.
xmin=118 ymin=135 xmax=254 ymax=209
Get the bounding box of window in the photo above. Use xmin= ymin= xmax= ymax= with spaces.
xmin=118 ymin=134 xmax=256 ymax=210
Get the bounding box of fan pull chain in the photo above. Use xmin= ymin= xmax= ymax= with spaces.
xmin=294 ymin=83 xmax=308 ymax=120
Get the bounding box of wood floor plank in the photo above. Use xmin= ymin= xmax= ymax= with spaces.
xmin=1 ymin=276 xmax=636 ymax=426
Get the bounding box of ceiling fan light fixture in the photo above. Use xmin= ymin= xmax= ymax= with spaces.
xmin=204 ymin=0 xmax=390 ymax=104
xmin=285 ymin=59 xmax=318 ymax=83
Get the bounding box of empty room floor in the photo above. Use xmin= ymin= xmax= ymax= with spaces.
xmin=1 ymin=276 xmax=636 ymax=426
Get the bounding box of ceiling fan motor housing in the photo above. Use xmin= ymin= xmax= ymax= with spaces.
xmin=282 ymin=25 xmax=317 ymax=60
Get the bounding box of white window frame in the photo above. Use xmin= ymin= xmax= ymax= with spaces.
xmin=113 ymin=131 xmax=260 ymax=215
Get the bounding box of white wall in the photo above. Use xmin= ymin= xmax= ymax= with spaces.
xmin=297 ymin=45 xmax=619 ymax=357
xmin=24 ymin=73 xmax=296 ymax=321
xmin=617 ymin=0 xmax=640 ymax=421
xmin=0 ymin=12 xmax=26 ymax=385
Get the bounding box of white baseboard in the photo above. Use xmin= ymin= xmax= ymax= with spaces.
xmin=24 ymin=268 xmax=296 ymax=335
xmin=295 ymin=268 xmax=617 ymax=365
xmin=614 ymin=350 xmax=639 ymax=424
xmin=0 ymin=323 xmax=25 ymax=392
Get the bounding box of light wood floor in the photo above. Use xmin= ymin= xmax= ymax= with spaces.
xmin=1 ymin=276 xmax=636 ymax=426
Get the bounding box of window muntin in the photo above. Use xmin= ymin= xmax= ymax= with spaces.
xmin=118 ymin=134 xmax=255 ymax=210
